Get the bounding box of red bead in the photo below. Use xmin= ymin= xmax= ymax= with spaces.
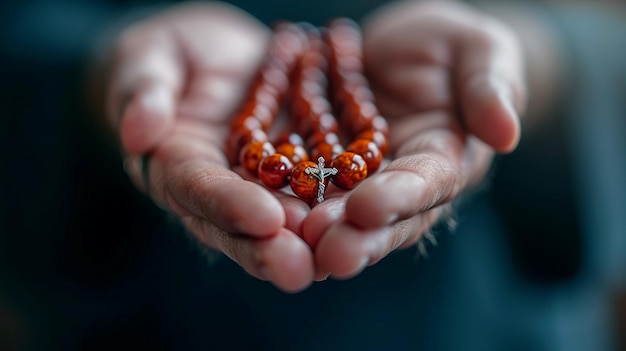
xmin=290 ymin=161 xmax=320 ymax=200
xmin=239 ymin=141 xmax=275 ymax=176
xmin=370 ymin=115 xmax=390 ymax=136
xmin=306 ymin=132 xmax=340 ymax=148
xmin=300 ymin=51 xmax=328 ymax=72
xmin=298 ymin=112 xmax=338 ymax=136
xmin=237 ymin=102 xmax=275 ymax=131
xmin=273 ymin=132 xmax=305 ymax=147
xmin=230 ymin=114 xmax=263 ymax=132
xmin=276 ymin=143 xmax=309 ymax=164
xmin=331 ymin=152 xmax=367 ymax=190
xmin=259 ymin=66 xmax=289 ymax=96
xmin=310 ymin=142 xmax=343 ymax=163
xmin=346 ymin=139 xmax=383 ymax=173
xmin=227 ymin=128 xmax=268 ymax=165
xmin=296 ymin=80 xmax=325 ymax=99
xmin=291 ymin=95 xmax=311 ymax=122
xmin=343 ymin=101 xmax=379 ymax=133
xmin=249 ymin=87 xmax=280 ymax=116
xmin=258 ymin=154 xmax=293 ymax=189
xmin=356 ymin=129 xmax=389 ymax=155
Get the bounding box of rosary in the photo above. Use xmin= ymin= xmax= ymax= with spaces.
xmin=227 ymin=19 xmax=388 ymax=205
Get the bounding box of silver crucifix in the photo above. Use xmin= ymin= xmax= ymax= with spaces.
xmin=305 ymin=157 xmax=338 ymax=203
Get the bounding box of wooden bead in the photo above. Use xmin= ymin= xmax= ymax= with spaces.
xmin=331 ymin=152 xmax=367 ymax=190
xmin=346 ymin=139 xmax=383 ymax=173
xmin=239 ymin=141 xmax=275 ymax=176
xmin=290 ymin=161 xmax=320 ymax=199
xmin=276 ymin=143 xmax=309 ymax=164
xmin=356 ymin=129 xmax=389 ymax=155
xmin=258 ymin=153 xmax=293 ymax=189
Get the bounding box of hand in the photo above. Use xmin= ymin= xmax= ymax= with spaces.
xmin=303 ymin=1 xmax=526 ymax=279
xmin=105 ymin=3 xmax=315 ymax=292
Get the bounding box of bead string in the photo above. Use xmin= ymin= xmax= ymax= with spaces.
xmin=227 ymin=20 xmax=388 ymax=204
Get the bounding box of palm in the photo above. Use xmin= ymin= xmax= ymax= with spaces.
xmin=109 ymin=1 xmax=525 ymax=289
xmin=304 ymin=2 xmax=524 ymax=279
xmin=109 ymin=3 xmax=315 ymax=292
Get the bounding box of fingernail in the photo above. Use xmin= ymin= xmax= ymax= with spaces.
xmin=314 ymin=273 xmax=331 ymax=282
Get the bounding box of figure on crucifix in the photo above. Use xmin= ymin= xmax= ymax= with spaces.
xmin=305 ymin=157 xmax=338 ymax=203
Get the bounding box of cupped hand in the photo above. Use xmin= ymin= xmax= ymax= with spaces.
xmin=106 ymin=3 xmax=314 ymax=292
xmin=304 ymin=1 xmax=527 ymax=279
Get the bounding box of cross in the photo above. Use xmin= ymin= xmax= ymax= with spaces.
xmin=305 ymin=157 xmax=338 ymax=203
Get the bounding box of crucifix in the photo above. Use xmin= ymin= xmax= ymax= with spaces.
xmin=305 ymin=157 xmax=338 ymax=203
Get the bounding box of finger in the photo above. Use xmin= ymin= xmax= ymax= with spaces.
xmin=345 ymin=111 xmax=491 ymax=229
xmin=363 ymin=12 xmax=454 ymax=114
xmin=275 ymin=193 xmax=312 ymax=237
xmin=177 ymin=73 xmax=249 ymax=122
xmin=316 ymin=207 xmax=443 ymax=279
xmin=301 ymin=197 xmax=347 ymax=281
xmin=108 ymin=26 xmax=183 ymax=154
xmin=456 ymin=19 xmax=526 ymax=153
xmin=141 ymin=126 xmax=286 ymax=237
xmin=301 ymin=197 xmax=346 ymax=250
xmin=184 ymin=218 xmax=314 ymax=293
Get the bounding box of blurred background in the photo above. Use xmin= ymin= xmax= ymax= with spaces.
xmin=1 ymin=0 xmax=625 ymax=350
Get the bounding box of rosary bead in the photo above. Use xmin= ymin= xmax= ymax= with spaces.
xmin=341 ymin=101 xmax=377 ymax=135
xmin=370 ymin=115 xmax=390 ymax=136
xmin=258 ymin=153 xmax=294 ymax=189
xmin=306 ymin=131 xmax=340 ymax=148
xmin=273 ymin=132 xmax=305 ymax=147
xmin=310 ymin=141 xmax=343 ymax=163
xmin=250 ymin=87 xmax=280 ymax=117
xmin=290 ymin=161 xmax=320 ymax=199
xmin=227 ymin=128 xmax=268 ymax=165
xmin=234 ymin=102 xmax=274 ymax=131
xmin=230 ymin=114 xmax=263 ymax=133
xmin=276 ymin=143 xmax=309 ymax=164
xmin=331 ymin=152 xmax=368 ymax=190
xmin=300 ymin=51 xmax=328 ymax=72
xmin=239 ymin=141 xmax=275 ymax=176
xmin=356 ymin=129 xmax=389 ymax=155
xmin=296 ymin=80 xmax=325 ymax=99
xmin=298 ymin=111 xmax=338 ymax=137
xmin=258 ymin=66 xmax=290 ymax=97
xmin=346 ymin=139 xmax=383 ymax=173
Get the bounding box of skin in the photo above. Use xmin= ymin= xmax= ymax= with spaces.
xmin=103 ymin=1 xmax=529 ymax=292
